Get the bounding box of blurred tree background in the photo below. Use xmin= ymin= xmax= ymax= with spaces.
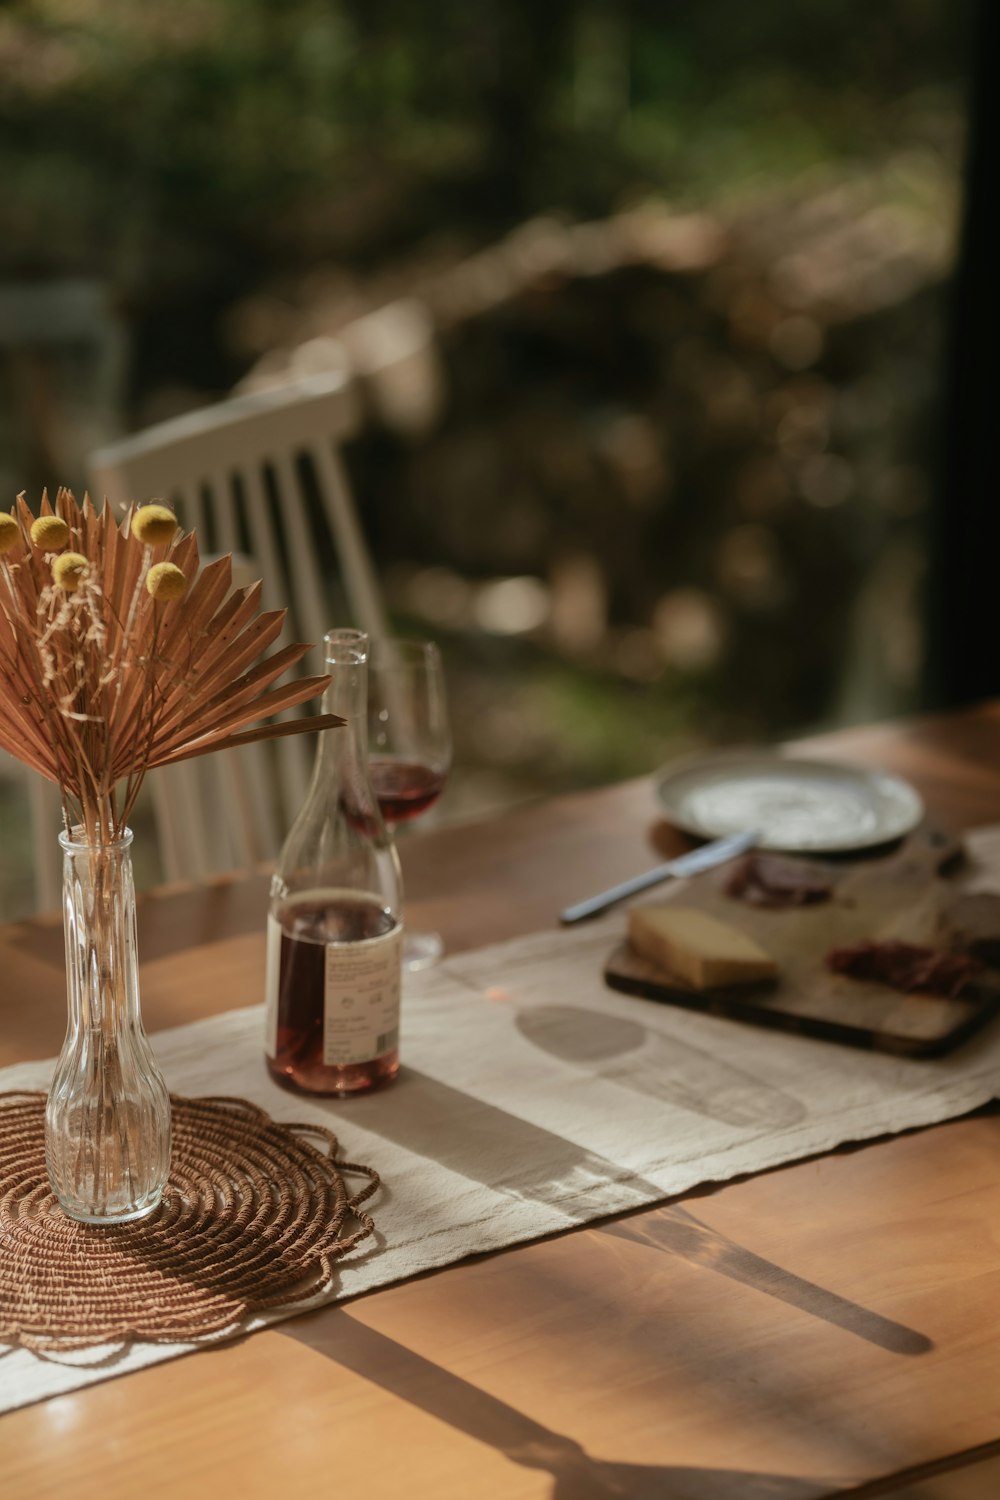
xmin=0 ymin=0 xmax=976 ymax=905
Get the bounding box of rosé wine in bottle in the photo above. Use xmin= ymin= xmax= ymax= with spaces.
xmin=267 ymin=889 xmax=400 ymax=1094
xmin=265 ymin=630 xmax=403 ymax=1096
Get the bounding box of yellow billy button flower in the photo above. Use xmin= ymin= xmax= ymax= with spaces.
xmin=146 ymin=561 xmax=188 ymax=602
xmin=30 ymin=515 xmax=70 ymax=551
xmin=52 ymin=552 xmax=90 ymax=592
xmin=0 ymin=513 xmax=19 ymax=555
xmin=133 ymin=503 xmax=178 ymax=546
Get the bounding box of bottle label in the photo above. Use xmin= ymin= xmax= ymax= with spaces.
xmin=323 ymin=924 xmax=403 ymax=1066
xmin=264 ymin=913 xmax=282 ymax=1058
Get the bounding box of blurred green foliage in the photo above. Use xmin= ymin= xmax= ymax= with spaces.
xmin=1 ymin=0 xmax=972 ymax=287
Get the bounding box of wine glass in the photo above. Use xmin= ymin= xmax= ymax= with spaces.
xmin=366 ymin=638 xmax=451 ymax=970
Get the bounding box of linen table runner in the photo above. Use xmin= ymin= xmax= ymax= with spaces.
xmin=3 ymin=826 xmax=1000 ymax=1414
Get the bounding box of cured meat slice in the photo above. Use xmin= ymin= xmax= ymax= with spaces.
xmin=826 ymin=940 xmax=983 ymax=998
xmin=726 ymin=852 xmax=832 ymax=908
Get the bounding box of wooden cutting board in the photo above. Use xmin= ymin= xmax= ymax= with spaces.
xmin=604 ymin=826 xmax=1000 ymax=1056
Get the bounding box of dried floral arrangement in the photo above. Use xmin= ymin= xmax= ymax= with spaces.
xmin=0 ymin=488 xmax=337 ymax=846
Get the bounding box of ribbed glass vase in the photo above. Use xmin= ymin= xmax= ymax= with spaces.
xmin=45 ymin=828 xmax=171 ymax=1224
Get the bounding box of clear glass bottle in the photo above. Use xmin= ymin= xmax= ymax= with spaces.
xmin=265 ymin=629 xmax=403 ymax=1095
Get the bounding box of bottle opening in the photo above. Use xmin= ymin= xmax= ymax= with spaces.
xmin=324 ymin=628 xmax=369 ymax=668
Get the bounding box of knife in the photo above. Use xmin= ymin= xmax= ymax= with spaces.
xmin=559 ymin=828 xmax=760 ymax=924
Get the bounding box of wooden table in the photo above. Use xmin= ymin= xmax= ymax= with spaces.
xmin=3 ymin=702 xmax=1000 ymax=1498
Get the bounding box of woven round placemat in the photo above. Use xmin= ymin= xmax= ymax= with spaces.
xmin=0 ymin=1091 xmax=380 ymax=1354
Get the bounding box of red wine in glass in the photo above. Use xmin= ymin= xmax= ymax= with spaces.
xmin=266 ymin=890 xmax=401 ymax=1096
xmin=367 ymin=639 xmax=451 ymax=970
xmin=369 ymin=758 xmax=447 ymax=824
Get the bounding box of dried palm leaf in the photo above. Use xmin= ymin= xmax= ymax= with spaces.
xmin=0 ymin=489 xmax=341 ymax=846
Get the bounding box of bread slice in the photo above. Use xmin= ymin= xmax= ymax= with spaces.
xmin=628 ymin=904 xmax=778 ymax=991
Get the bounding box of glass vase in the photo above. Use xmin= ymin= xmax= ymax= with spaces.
xmin=45 ymin=827 xmax=171 ymax=1224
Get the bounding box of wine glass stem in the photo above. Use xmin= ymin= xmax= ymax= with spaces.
xmin=388 ymin=818 xmax=444 ymax=970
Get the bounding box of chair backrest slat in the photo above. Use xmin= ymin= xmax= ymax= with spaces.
xmin=210 ymin=469 xmax=240 ymax=556
xmin=177 ymin=481 xmax=209 ymax=546
xmin=241 ymin=461 xmax=286 ymax=616
xmin=157 ymin=760 xmax=216 ymax=882
xmin=240 ymin=457 xmax=313 ymax=816
xmin=311 ymin=440 xmax=389 ymax=641
xmin=272 ymin=449 xmax=329 ymax=678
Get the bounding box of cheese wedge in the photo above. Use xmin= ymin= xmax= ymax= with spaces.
xmin=628 ymin=904 xmax=778 ymax=991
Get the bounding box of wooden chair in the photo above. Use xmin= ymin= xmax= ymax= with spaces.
xmin=78 ymin=369 xmax=390 ymax=887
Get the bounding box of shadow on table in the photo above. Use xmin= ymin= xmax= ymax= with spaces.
xmin=338 ymin=1068 xmax=931 ymax=1357
xmin=280 ymin=1311 xmax=828 ymax=1500
xmin=599 ymin=1207 xmax=930 ymax=1356
xmin=514 ymin=1003 xmax=805 ymax=1129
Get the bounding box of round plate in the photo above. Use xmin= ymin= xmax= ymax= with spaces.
xmin=655 ymin=753 xmax=924 ymax=853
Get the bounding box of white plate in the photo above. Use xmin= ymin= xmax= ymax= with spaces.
xmin=655 ymin=753 xmax=924 ymax=853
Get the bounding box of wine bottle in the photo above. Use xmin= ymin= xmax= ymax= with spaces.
xmin=265 ymin=628 xmax=403 ymax=1095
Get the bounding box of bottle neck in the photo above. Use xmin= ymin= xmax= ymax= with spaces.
xmin=315 ymin=630 xmax=370 ymax=778
xmin=274 ymin=628 xmax=401 ymax=910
